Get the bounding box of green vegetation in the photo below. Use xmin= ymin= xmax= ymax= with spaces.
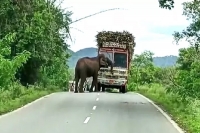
xmin=0 ymin=0 xmax=73 ymax=115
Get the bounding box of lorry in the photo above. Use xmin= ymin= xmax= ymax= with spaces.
xmin=96 ymin=31 xmax=136 ymax=93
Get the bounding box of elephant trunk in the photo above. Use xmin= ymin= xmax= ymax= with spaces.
xmin=106 ymin=57 xmax=113 ymax=75
xmin=110 ymin=62 xmax=113 ymax=75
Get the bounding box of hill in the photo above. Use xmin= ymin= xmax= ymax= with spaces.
xmin=153 ymin=55 xmax=178 ymax=67
xmin=67 ymin=47 xmax=178 ymax=68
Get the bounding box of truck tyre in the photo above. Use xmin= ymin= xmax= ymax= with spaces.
xmin=119 ymin=87 xmax=122 ymax=93
xmin=121 ymin=86 xmax=126 ymax=93
xmin=102 ymin=85 xmax=105 ymax=92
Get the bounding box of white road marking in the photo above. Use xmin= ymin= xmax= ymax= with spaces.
xmin=0 ymin=93 xmax=56 ymax=119
xmin=97 ymin=93 xmax=100 ymax=95
xmin=83 ymin=117 xmax=90 ymax=124
xmin=92 ymin=106 xmax=97 ymax=110
xmin=136 ymin=93 xmax=184 ymax=133
xmin=96 ymin=98 xmax=99 ymax=101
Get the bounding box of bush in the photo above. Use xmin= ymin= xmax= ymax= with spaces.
xmin=127 ymin=82 xmax=137 ymax=91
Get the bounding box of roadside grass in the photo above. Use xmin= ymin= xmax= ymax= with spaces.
xmin=0 ymin=84 xmax=63 ymax=115
xmin=136 ymin=83 xmax=200 ymax=133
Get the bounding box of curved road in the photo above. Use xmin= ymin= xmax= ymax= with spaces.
xmin=0 ymin=92 xmax=182 ymax=133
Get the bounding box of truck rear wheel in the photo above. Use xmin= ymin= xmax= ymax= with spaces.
xmin=120 ymin=86 xmax=126 ymax=93
xmin=102 ymin=85 xmax=105 ymax=92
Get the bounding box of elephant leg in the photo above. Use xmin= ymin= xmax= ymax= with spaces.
xmin=89 ymin=80 xmax=95 ymax=92
xmin=83 ymin=81 xmax=87 ymax=92
xmin=93 ymin=76 xmax=98 ymax=92
xmin=74 ymin=69 xmax=80 ymax=93
xmin=79 ymin=78 xmax=86 ymax=93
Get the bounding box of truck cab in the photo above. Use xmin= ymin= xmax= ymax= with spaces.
xmin=98 ymin=46 xmax=129 ymax=93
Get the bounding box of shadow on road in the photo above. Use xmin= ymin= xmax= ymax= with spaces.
xmin=105 ymin=89 xmax=120 ymax=94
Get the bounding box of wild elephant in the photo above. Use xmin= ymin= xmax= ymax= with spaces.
xmin=74 ymin=54 xmax=113 ymax=93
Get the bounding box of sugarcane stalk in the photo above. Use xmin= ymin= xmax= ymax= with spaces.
xmin=96 ymin=31 xmax=136 ymax=60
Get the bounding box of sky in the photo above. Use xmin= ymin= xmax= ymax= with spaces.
xmin=60 ymin=0 xmax=191 ymax=57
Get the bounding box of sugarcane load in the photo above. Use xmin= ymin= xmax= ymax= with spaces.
xmin=96 ymin=31 xmax=136 ymax=93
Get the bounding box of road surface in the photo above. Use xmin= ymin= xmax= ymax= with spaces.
xmin=0 ymin=92 xmax=181 ymax=133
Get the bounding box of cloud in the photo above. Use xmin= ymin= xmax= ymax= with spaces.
xmin=135 ymin=35 xmax=190 ymax=57
xmin=62 ymin=0 xmax=191 ymax=56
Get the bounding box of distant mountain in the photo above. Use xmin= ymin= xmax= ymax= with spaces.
xmin=153 ymin=55 xmax=178 ymax=67
xmin=67 ymin=47 xmax=178 ymax=68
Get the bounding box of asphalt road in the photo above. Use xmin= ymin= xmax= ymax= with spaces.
xmin=0 ymin=92 xmax=181 ymax=133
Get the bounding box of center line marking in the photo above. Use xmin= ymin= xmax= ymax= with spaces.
xmin=83 ymin=117 xmax=90 ymax=124
xmin=93 ymin=106 xmax=96 ymax=110
xmin=97 ymin=93 xmax=100 ymax=95
xmin=96 ymin=98 xmax=99 ymax=101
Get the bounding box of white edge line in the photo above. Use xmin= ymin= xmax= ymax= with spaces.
xmin=83 ymin=117 xmax=90 ymax=123
xmin=92 ymin=106 xmax=97 ymax=110
xmin=136 ymin=93 xmax=184 ymax=133
xmin=0 ymin=93 xmax=56 ymax=119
